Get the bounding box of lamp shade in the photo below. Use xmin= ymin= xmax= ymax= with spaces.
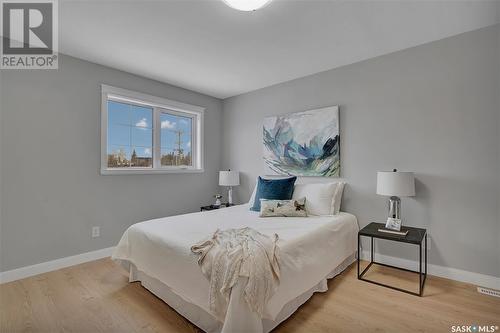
xmin=377 ymin=171 xmax=415 ymax=197
xmin=219 ymin=170 xmax=240 ymax=186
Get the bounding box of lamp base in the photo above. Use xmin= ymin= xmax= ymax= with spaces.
xmin=228 ymin=187 xmax=233 ymax=205
xmin=388 ymin=196 xmax=401 ymax=220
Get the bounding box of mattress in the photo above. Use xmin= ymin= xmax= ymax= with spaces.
xmin=112 ymin=204 xmax=358 ymax=332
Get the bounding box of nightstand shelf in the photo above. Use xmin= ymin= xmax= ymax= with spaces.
xmin=200 ymin=203 xmax=234 ymax=211
xmin=357 ymin=222 xmax=427 ymax=296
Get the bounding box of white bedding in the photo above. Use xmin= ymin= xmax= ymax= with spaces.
xmin=112 ymin=204 xmax=358 ymax=331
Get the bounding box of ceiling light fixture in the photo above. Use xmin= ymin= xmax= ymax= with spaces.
xmin=222 ymin=0 xmax=273 ymax=11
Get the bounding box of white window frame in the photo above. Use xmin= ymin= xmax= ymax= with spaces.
xmin=101 ymin=84 xmax=204 ymax=175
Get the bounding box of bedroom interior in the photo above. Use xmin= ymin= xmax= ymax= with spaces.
xmin=0 ymin=0 xmax=499 ymax=332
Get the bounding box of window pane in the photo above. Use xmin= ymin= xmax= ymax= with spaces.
xmin=107 ymin=100 xmax=153 ymax=169
xmin=108 ymin=100 xmax=130 ymax=126
xmin=131 ymin=127 xmax=152 ymax=148
xmin=160 ymin=112 xmax=193 ymax=167
xmin=107 ymin=145 xmax=131 ymax=168
xmin=131 ymin=147 xmax=152 ymax=168
xmin=130 ymin=105 xmax=153 ymax=129
xmin=108 ymin=124 xmax=130 ymax=146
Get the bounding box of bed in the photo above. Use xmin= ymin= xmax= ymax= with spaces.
xmin=112 ymin=203 xmax=358 ymax=333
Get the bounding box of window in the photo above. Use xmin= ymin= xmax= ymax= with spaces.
xmin=101 ymin=85 xmax=204 ymax=174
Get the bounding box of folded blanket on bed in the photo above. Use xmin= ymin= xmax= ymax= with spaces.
xmin=191 ymin=227 xmax=280 ymax=321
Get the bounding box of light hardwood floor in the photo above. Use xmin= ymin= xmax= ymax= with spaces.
xmin=1 ymin=258 xmax=499 ymax=333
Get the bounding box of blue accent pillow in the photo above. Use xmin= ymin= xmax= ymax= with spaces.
xmin=250 ymin=176 xmax=297 ymax=212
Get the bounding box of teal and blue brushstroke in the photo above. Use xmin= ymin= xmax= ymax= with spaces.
xmin=263 ymin=117 xmax=340 ymax=177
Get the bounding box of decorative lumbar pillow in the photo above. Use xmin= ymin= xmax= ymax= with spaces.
xmin=292 ymin=182 xmax=345 ymax=215
xmin=250 ymin=176 xmax=297 ymax=212
xmin=260 ymin=198 xmax=307 ymax=217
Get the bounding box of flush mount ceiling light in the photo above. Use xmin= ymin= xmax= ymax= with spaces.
xmin=222 ymin=0 xmax=273 ymax=11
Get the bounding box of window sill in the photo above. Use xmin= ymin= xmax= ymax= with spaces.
xmin=100 ymin=168 xmax=204 ymax=175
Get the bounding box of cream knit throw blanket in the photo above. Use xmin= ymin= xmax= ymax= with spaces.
xmin=191 ymin=227 xmax=280 ymax=321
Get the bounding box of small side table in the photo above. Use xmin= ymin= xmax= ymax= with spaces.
xmin=200 ymin=203 xmax=234 ymax=211
xmin=358 ymin=222 xmax=427 ymax=296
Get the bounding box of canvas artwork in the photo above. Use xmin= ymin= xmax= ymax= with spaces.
xmin=263 ymin=106 xmax=340 ymax=177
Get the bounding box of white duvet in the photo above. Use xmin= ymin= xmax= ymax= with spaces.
xmin=112 ymin=204 xmax=358 ymax=328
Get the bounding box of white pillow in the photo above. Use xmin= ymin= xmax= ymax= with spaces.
xmin=292 ymin=182 xmax=345 ymax=215
xmin=248 ymin=183 xmax=258 ymax=206
xmin=332 ymin=182 xmax=346 ymax=215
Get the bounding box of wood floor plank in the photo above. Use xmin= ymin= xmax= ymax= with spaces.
xmin=1 ymin=258 xmax=499 ymax=333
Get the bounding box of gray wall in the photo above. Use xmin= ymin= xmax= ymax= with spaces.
xmin=222 ymin=25 xmax=500 ymax=277
xmin=0 ymin=71 xmax=3 ymax=272
xmin=497 ymin=23 xmax=500 ymax=274
xmin=0 ymin=55 xmax=223 ymax=271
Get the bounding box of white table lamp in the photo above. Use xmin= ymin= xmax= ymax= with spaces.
xmin=219 ymin=170 xmax=240 ymax=205
xmin=377 ymin=169 xmax=415 ymax=221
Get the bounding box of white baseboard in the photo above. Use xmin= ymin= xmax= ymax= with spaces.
xmin=0 ymin=247 xmax=115 ymax=284
xmin=360 ymin=251 xmax=500 ymax=290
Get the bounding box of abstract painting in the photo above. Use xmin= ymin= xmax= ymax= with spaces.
xmin=263 ymin=106 xmax=340 ymax=177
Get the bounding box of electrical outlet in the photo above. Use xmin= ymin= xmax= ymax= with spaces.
xmin=92 ymin=226 xmax=100 ymax=238
xmin=426 ymin=234 xmax=431 ymax=251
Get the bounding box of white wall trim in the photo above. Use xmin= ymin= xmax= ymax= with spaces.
xmin=361 ymin=251 xmax=500 ymax=290
xmin=0 ymin=247 xmax=115 ymax=284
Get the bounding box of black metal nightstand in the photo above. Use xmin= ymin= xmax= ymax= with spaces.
xmin=358 ymin=222 xmax=427 ymax=296
xmin=200 ymin=203 xmax=234 ymax=211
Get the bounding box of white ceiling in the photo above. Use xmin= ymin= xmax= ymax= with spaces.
xmin=59 ymin=0 xmax=500 ymax=99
